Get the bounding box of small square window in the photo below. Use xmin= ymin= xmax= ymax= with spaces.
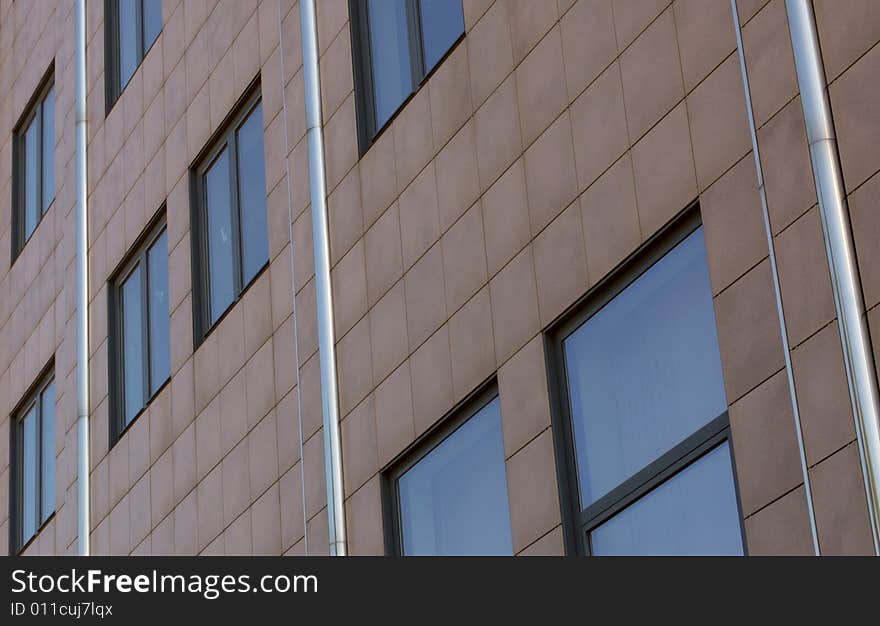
xmin=109 ymin=215 xmax=171 ymax=444
xmin=547 ymin=210 xmax=746 ymax=555
xmin=105 ymin=0 xmax=162 ymax=110
xmin=384 ymin=387 xmax=514 ymax=555
xmin=350 ymin=0 xmax=465 ymax=151
xmin=10 ymin=370 xmax=55 ymax=554
xmin=12 ymin=70 xmax=54 ymax=260
xmin=190 ymin=88 xmax=269 ymax=343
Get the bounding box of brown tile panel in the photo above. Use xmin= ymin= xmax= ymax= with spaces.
xmin=468 ymin=0 xmax=515 ymax=109
xmin=497 ymin=336 xmax=552 ymax=459
xmin=729 ymin=370 xmax=804 ymax=516
xmin=516 ymin=25 xmax=567 ymax=148
xmin=774 ymin=207 xmax=836 ymax=347
xmin=756 ymin=98 xmax=816 ymax=234
xmin=810 ymin=443 xmax=875 ymax=555
xmin=489 ymin=245 xmax=540 ymax=365
xmin=560 ymin=0 xmax=617 ymax=102
xmin=505 ymin=429 xmax=561 ymax=552
xmin=849 ymin=172 xmax=880 ymax=310
xmin=686 ymin=54 xmax=751 ymax=191
xmin=700 ymin=154 xmax=767 ymax=295
xmin=713 ymin=259 xmax=786 ymax=402
xmin=612 ymin=0 xmax=671 ymax=51
xmin=814 ymin=0 xmax=880 ymax=83
xmin=744 ymin=486 xmax=814 ymax=555
xmin=570 ymin=62 xmax=629 ymax=193
xmin=632 ymin=103 xmax=697 ymax=237
xmin=741 ymin=0 xmax=798 ymax=127
xmin=581 ymin=154 xmax=641 ymax=283
xmin=674 ymin=0 xmax=737 ymax=92
xmin=791 ymin=323 xmax=857 ymax=466
xmin=410 ymin=325 xmax=455 ymax=436
xmin=619 ymin=7 xmax=684 ymax=142
xmin=831 ymin=40 xmax=880 ymax=193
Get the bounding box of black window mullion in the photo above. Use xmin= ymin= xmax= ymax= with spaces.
xmin=140 ymin=248 xmax=151 ymax=407
xmin=406 ymin=0 xmax=426 ymax=86
xmin=198 ymin=171 xmax=211 ymax=333
xmin=35 ymin=397 xmax=43 ymax=527
xmin=13 ymin=415 xmax=22 ymax=550
xmin=227 ymin=133 xmax=244 ymax=296
xmin=135 ymin=0 xmax=145 ymax=67
xmin=35 ymin=102 xmax=43 ymax=225
xmin=578 ymin=418 xmax=732 ymax=534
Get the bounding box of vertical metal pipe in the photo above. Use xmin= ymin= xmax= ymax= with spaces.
xmin=299 ymin=0 xmax=348 ymax=556
xmin=731 ymin=0 xmax=820 ymax=555
xmin=75 ymin=0 xmax=91 ymax=556
xmin=785 ymin=0 xmax=880 ymax=554
xmin=278 ymin=0 xmax=310 ymax=555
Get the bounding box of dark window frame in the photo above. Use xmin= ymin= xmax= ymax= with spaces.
xmin=11 ymin=65 xmax=55 ymax=263
xmin=189 ymin=80 xmax=268 ymax=347
xmin=9 ymin=362 xmax=56 ymax=555
xmin=544 ymin=205 xmax=748 ymax=556
xmin=104 ymin=0 xmax=162 ymax=113
xmin=108 ymin=209 xmax=170 ymax=448
xmin=348 ymin=0 xmax=465 ymax=155
xmin=381 ymin=379 xmax=506 ymax=556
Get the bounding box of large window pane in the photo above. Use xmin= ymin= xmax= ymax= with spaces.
xmin=236 ymin=104 xmax=269 ymax=285
xmin=41 ymin=89 xmax=54 ymax=213
xmin=367 ymin=0 xmax=414 ymax=129
xmin=590 ymin=442 xmax=743 ymax=555
xmin=419 ymin=0 xmax=464 ymax=71
xmin=142 ymin=0 xmax=162 ymax=52
xmin=118 ymin=0 xmax=139 ymax=90
xmin=24 ymin=116 xmax=39 ymax=240
xmin=122 ymin=265 xmax=145 ymax=426
xmin=397 ymin=398 xmax=513 ymax=555
xmin=21 ymin=406 xmax=38 ymax=543
xmin=40 ymin=382 xmax=55 ymax=524
xmin=563 ymin=228 xmax=727 ymax=507
xmin=205 ymin=150 xmax=236 ymax=324
xmin=148 ymin=231 xmax=170 ymax=394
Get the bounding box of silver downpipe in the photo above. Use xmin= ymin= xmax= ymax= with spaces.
xmin=74 ymin=0 xmax=91 ymax=556
xmin=278 ymin=0 xmax=310 ymax=554
xmin=731 ymin=0 xmax=820 ymax=555
xmin=299 ymin=0 xmax=348 ymax=556
xmin=786 ymin=0 xmax=880 ymax=554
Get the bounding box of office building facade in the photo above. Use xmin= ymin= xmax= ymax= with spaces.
xmin=1 ymin=0 xmax=879 ymax=556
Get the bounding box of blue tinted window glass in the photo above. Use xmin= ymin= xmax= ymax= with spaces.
xmin=142 ymin=0 xmax=162 ymax=52
xmin=41 ymin=89 xmax=54 ymax=213
xmin=367 ymin=0 xmax=414 ymax=129
xmin=40 ymin=382 xmax=55 ymax=523
xmin=122 ymin=265 xmax=145 ymax=426
xmin=236 ymin=104 xmax=269 ymax=285
xmin=397 ymin=397 xmax=513 ymax=555
xmin=148 ymin=231 xmax=170 ymax=394
xmin=21 ymin=406 xmax=38 ymax=544
xmin=118 ymin=0 xmax=139 ymax=90
xmin=563 ymin=228 xmax=727 ymax=507
xmin=419 ymin=0 xmax=464 ymax=71
xmin=205 ymin=150 xmax=236 ymax=324
xmin=590 ymin=442 xmax=744 ymax=555
xmin=24 ymin=115 xmax=39 ymax=240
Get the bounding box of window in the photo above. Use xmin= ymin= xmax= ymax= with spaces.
xmin=350 ymin=0 xmax=465 ymax=150
xmin=191 ymin=88 xmax=269 ymax=343
xmin=105 ymin=0 xmax=162 ymax=109
xmin=384 ymin=387 xmax=514 ymax=556
xmin=109 ymin=216 xmax=170 ymax=443
xmin=547 ymin=212 xmax=745 ymax=555
xmin=12 ymin=72 xmax=54 ymax=260
xmin=10 ymin=370 xmax=55 ymax=553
